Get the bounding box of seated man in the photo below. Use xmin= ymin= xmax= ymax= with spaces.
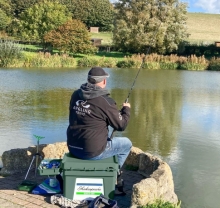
xmin=66 ymin=67 xmax=132 ymax=192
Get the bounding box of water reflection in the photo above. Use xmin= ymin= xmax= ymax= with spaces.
xmin=111 ymin=88 xmax=182 ymax=157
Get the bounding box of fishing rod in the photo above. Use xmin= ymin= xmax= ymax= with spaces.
xmin=125 ymin=20 xmax=164 ymax=103
xmin=110 ymin=5 xmax=165 ymax=139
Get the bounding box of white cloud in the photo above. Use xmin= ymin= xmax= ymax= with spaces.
xmin=194 ymin=0 xmax=220 ymax=13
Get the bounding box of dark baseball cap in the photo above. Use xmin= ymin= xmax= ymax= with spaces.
xmin=88 ymin=67 xmax=109 ymax=84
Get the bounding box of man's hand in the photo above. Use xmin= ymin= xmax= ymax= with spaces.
xmin=123 ymin=102 xmax=131 ymax=108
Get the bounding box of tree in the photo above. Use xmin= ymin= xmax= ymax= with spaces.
xmin=10 ymin=0 xmax=39 ymax=17
xmin=44 ymin=19 xmax=97 ymax=54
xmin=62 ymin=0 xmax=114 ymax=31
xmin=113 ymin=0 xmax=188 ymax=54
xmin=16 ymin=0 xmax=71 ymax=43
xmin=0 ymin=0 xmax=12 ymax=31
xmin=0 ymin=0 xmax=13 ymax=17
xmin=0 ymin=9 xmax=11 ymax=31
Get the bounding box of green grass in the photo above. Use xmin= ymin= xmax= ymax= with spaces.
xmin=140 ymin=200 xmax=181 ymax=208
xmin=20 ymin=44 xmax=42 ymax=50
xmin=22 ymin=49 xmax=127 ymax=62
xmin=91 ymin=51 xmax=127 ymax=60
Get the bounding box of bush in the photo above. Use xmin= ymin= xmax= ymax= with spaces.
xmin=116 ymin=53 xmax=210 ymax=70
xmin=0 ymin=40 xmax=23 ymax=67
xmin=78 ymin=56 xmax=117 ymax=68
xmin=179 ymin=55 xmax=208 ymax=70
xmin=158 ymin=54 xmax=180 ymax=70
xmin=77 ymin=57 xmax=99 ymax=67
xmin=208 ymin=57 xmax=220 ymax=71
xmin=116 ymin=53 xmax=179 ymax=70
xmin=98 ymin=57 xmax=117 ymax=68
xmin=44 ymin=19 xmax=97 ymax=55
xmin=60 ymin=54 xmax=77 ymax=68
xmin=142 ymin=62 xmax=160 ymax=70
xmin=22 ymin=52 xmax=37 ymax=67
xmin=116 ymin=54 xmax=143 ymax=68
xmin=29 ymin=52 xmax=76 ymax=68
xmin=159 ymin=62 xmax=179 ymax=70
xmin=143 ymin=54 xmax=179 ymax=70
xmin=116 ymin=60 xmax=136 ymax=68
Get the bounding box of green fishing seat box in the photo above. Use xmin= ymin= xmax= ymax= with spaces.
xmin=61 ymin=153 xmax=119 ymax=201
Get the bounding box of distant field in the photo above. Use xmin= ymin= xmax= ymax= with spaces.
xmin=186 ymin=13 xmax=220 ymax=44
xmin=92 ymin=12 xmax=220 ymax=45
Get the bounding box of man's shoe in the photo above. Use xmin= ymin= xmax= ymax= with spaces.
xmin=115 ymin=179 xmax=126 ymax=196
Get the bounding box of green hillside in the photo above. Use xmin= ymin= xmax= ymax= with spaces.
xmin=91 ymin=12 xmax=220 ymax=45
xmin=186 ymin=13 xmax=220 ymax=44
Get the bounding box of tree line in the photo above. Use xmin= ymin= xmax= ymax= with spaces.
xmin=0 ymin=0 xmax=188 ymax=55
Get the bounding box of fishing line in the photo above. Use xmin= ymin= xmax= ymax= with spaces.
xmin=125 ymin=16 xmax=165 ymax=102
xmin=110 ymin=3 xmax=166 ymax=139
xmin=126 ymin=0 xmax=169 ymax=102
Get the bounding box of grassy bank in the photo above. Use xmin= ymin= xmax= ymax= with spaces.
xmin=5 ymin=50 xmax=220 ymax=71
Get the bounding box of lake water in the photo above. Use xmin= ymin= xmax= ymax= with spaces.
xmin=1 ymin=67 xmax=220 ymax=208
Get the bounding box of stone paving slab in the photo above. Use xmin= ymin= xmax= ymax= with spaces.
xmin=0 ymin=168 xmax=144 ymax=208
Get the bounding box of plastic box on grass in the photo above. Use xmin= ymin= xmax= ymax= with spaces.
xmin=38 ymin=159 xmax=62 ymax=175
xmin=61 ymin=153 xmax=119 ymax=201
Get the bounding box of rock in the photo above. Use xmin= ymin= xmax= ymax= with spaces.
xmin=0 ymin=156 xmax=3 ymax=168
xmin=151 ymin=161 xmax=178 ymax=204
xmin=138 ymin=152 xmax=161 ymax=176
xmin=131 ymin=178 xmax=158 ymax=206
xmin=0 ymin=142 xmax=68 ymax=175
xmin=124 ymin=146 xmax=144 ymax=169
xmin=40 ymin=142 xmax=68 ymax=159
xmin=0 ymin=156 xmax=2 ymax=170
xmin=0 ymin=144 xmax=178 ymax=206
xmin=130 ymin=148 xmax=178 ymax=206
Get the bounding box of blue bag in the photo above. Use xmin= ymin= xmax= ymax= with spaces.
xmin=31 ymin=178 xmax=62 ymax=195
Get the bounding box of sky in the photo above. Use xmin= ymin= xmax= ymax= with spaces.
xmin=110 ymin=0 xmax=220 ymax=14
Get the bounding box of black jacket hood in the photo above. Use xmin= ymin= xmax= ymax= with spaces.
xmin=78 ymin=83 xmax=109 ymax=100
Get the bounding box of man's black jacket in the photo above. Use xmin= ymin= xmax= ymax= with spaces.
xmin=67 ymin=83 xmax=130 ymax=159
